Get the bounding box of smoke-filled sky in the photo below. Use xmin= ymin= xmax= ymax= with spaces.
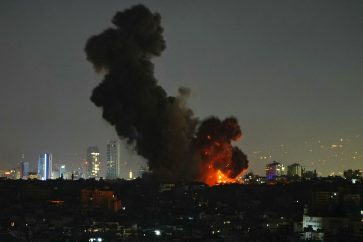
xmin=0 ymin=0 xmax=362 ymax=176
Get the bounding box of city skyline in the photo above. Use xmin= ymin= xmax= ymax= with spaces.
xmin=0 ymin=140 xmax=360 ymax=178
xmin=0 ymin=139 xmax=146 ymax=179
xmin=0 ymin=1 xmax=362 ymax=176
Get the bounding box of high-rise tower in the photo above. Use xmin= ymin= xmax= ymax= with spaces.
xmin=20 ymin=154 xmax=29 ymax=179
xmin=38 ymin=153 xmax=52 ymax=180
xmin=106 ymin=140 xmax=121 ymax=179
xmin=87 ymin=146 xmax=100 ymax=179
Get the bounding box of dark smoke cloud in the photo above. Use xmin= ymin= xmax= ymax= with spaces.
xmin=85 ymin=5 xmax=248 ymax=183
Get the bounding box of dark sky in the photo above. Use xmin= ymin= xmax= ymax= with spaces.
xmin=1 ymin=0 xmax=362 ymax=176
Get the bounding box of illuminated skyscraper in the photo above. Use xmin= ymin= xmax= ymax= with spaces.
xmin=87 ymin=146 xmax=100 ymax=179
xmin=106 ymin=140 xmax=121 ymax=179
xmin=38 ymin=153 xmax=52 ymax=180
xmin=265 ymin=161 xmax=285 ymax=181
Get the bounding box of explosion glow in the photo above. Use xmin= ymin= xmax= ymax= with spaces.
xmin=85 ymin=5 xmax=249 ymax=185
xmin=194 ymin=117 xmax=248 ymax=186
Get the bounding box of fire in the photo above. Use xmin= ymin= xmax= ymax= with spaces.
xmin=203 ymin=167 xmax=245 ymax=186
xmin=217 ymin=170 xmax=238 ymax=184
xmin=201 ymin=144 xmax=238 ymax=186
xmin=195 ymin=117 xmax=249 ymax=186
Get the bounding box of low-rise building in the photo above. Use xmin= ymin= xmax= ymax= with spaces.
xmin=81 ymin=188 xmax=121 ymax=212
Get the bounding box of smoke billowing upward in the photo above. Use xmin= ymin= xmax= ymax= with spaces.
xmin=85 ymin=5 xmax=248 ymax=185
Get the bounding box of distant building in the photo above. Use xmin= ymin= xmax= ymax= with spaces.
xmin=87 ymin=146 xmax=100 ymax=179
xmin=81 ymin=159 xmax=88 ymax=178
xmin=106 ymin=140 xmax=121 ymax=179
xmin=302 ymin=170 xmax=317 ymax=180
xmin=266 ymin=161 xmax=285 ymax=180
xmin=128 ymin=170 xmax=134 ymax=180
xmin=287 ymin=163 xmax=302 ymax=177
xmin=20 ymin=161 xmax=29 ymax=179
xmin=20 ymin=154 xmax=29 ymax=179
xmin=59 ymin=165 xmax=66 ymax=179
xmin=81 ymin=188 xmax=121 ymax=212
xmin=38 ymin=153 xmax=52 ymax=180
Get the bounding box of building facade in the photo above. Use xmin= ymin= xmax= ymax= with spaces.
xmin=266 ymin=161 xmax=286 ymax=181
xmin=301 ymin=191 xmax=363 ymax=241
xmin=20 ymin=161 xmax=29 ymax=179
xmin=81 ymin=188 xmax=121 ymax=212
xmin=38 ymin=153 xmax=52 ymax=180
xmin=106 ymin=140 xmax=121 ymax=179
xmin=287 ymin=163 xmax=302 ymax=177
xmin=87 ymin=146 xmax=100 ymax=179
xmin=19 ymin=154 xmax=29 ymax=179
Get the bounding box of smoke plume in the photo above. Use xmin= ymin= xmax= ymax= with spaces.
xmin=85 ymin=5 xmax=248 ymax=184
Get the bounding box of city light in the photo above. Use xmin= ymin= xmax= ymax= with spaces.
xmin=89 ymin=238 xmax=103 ymax=242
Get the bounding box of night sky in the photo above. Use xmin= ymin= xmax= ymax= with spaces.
xmin=1 ymin=0 xmax=362 ymax=176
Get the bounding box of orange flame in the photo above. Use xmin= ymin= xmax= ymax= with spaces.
xmin=203 ymin=166 xmax=245 ymax=186
xmin=196 ymin=118 xmax=249 ymax=186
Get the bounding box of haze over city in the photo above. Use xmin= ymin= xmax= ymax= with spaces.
xmin=0 ymin=0 xmax=362 ymax=176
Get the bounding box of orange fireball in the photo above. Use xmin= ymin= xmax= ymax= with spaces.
xmin=195 ymin=117 xmax=249 ymax=186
